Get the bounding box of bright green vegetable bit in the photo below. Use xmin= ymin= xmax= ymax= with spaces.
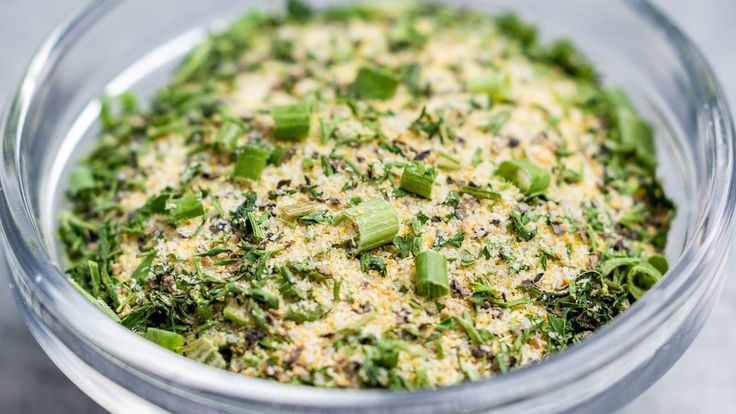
xmin=627 ymin=262 xmax=662 ymax=299
xmin=170 ymin=194 xmax=205 ymax=223
xmin=144 ymin=328 xmax=185 ymax=351
xmin=334 ymin=198 xmax=399 ymax=252
xmin=233 ymin=144 xmax=270 ymax=180
xmin=496 ymin=159 xmax=550 ymax=196
xmin=272 ymin=103 xmax=311 ymax=140
xmin=400 ymin=162 xmax=437 ymax=199
xmin=467 ymin=71 xmax=511 ymax=102
xmin=415 ymin=250 xmax=449 ymax=298
xmin=352 ymin=66 xmax=399 ymax=100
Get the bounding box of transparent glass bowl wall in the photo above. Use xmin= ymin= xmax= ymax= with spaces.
xmin=1 ymin=0 xmax=734 ymax=413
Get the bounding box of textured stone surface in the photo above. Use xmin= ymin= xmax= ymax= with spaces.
xmin=0 ymin=1 xmax=734 ymax=412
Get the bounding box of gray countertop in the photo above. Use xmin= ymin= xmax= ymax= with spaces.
xmin=1 ymin=1 xmax=734 ymax=412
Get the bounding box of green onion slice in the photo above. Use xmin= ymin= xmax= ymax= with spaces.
xmin=272 ymin=103 xmax=311 ymax=140
xmin=647 ymin=255 xmax=669 ymax=275
xmin=400 ymin=162 xmax=436 ymax=199
xmin=351 ymin=65 xmax=399 ymax=100
xmin=144 ymin=328 xmax=185 ymax=352
xmin=496 ymin=159 xmax=550 ymax=196
xmin=415 ymin=250 xmax=450 ymax=298
xmin=217 ymin=121 xmax=244 ymax=151
xmin=467 ymin=71 xmax=511 ymax=102
xmin=627 ymin=262 xmax=662 ymax=299
xmin=459 ymin=185 xmax=500 ymax=201
xmin=279 ymin=201 xmax=322 ymax=220
xmin=170 ymin=194 xmax=205 ymax=223
xmin=334 ymin=198 xmax=399 ymax=252
xmin=233 ymin=144 xmax=270 ymax=180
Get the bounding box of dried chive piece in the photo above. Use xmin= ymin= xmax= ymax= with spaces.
xmin=272 ymin=103 xmax=311 ymax=140
xmin=414 ymin=250 xmax=449 ymax=298
xmin=279 ymin=201 xmax=322 ymax=220
xmin=67 ymin=167 xmax=95 ymax=196
xmin=217 ymin=121 xmax=244 ymax=151
xmin=170 ymin=194 xmax=205 ymax=223
xmin=182 ymin=338 xmax=227 ymax=369
xmin=603 ymin=88 xmax=656 ymax=170
xmin=351 ymin=65 xmax=399 ymax=100
xmin=284 ymin=306 xmax=325 ymax=323
xmin=647 ymin=255 xmax=669 ymax=275
xmin=233 ymin=144 xmax=270 ymax=180
xmin=144 ymin=328 xmax=185 ymax=351
xmin=400 ymin=162 xmax=437 ymax=199
xmin=627 ymin=262 xmax=662 ymax=299
xmin=459 ymin=185 xmax=500 ymax=201
xmin=496 ymin=159 xmax=550 ymax=196
xmin=334 ymin=197 xmax=399 ymax=252
xmin=467 ymin=71 xmax=511 ymax=102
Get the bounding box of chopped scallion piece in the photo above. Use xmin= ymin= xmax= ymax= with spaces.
xmin=217 ymin=121 xmax=244 ymax=151
xmin=272 ymin=103 xmax=311 ymax=140
xmin=279 ymin=201 xmax=321 ymax=219
xmin=144 ymin=328 xmax=185 ymax=352
xmin=627 ymin=262 xmax=662 ymax=299
xmin=400 ymin=162 xmax=437 ymax=199
xmin=233 ymin=144 xmax=270 ymax=180
xmin=647 ymin=255 xmax=669 ymax=275
xmin=67 ymin=167 xmax=95 ymax=195
xmin=414 ymin=250 xmax=449 ymax=298
xmin=496 ymin=159 xmax=550 ymax=196
xmin=467 ymin=71 xmax=511 ymax=102
xmin=170 ymin=194 xmax=205 ymax=223
xmin=352 ymin=66 xmax=399 ymax=100
xmin=334 ymin=198 xmax=399 ymax=252
xmin=460 ymin=185 xmax=500 ymax=201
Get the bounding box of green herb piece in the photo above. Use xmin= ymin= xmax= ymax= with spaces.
xmin=247 ymin=287 xmax=280 ymax=309
xmin=284 ymin=305 xmax=325 ymax=323
xmin=279 ymin=201 xmax=321 ymax=220
xmin=67 ymin=167 xmax=95 ymax=195
xmin=598 ymin=257 xmax=640 ymax=278
xmin=334 ymin=198 xmax=399 ymax=252
xmin=483 ymin=111 xmax=510 ymax=135
xmin=411 ymin=212 xmax=429 ymax=234
xmin=298 ymin=210 xmax=333 ymax=225
xmin=542 ymin=39 xmax=597 ymax=81
xmin=459 ymin=185 xmax=500 ymax=201
xmin=131 ymin=251 xmax=156 ymax=281
xmin=452 ymin=313 xmax=483 ymax=344
xmin=437 ymin=151 xmax=461 ymax=171
xmin=268 ymin=146 xmax=289 ymax=165
xmin=351 ymin=66 xmax=399 ymax=100
xmin=286 ymin=0 xmax=312 ymax=21
xmin=393 ymin=233 xmax=421 ymax=258
xmin=321 ymin=155 xmax=335 ymax=176
xmin=217 ymin=121 xmax=244 ymax=151
xmin=495 ymin=13 xmax=538 ymax=49
xmin=509 ymin=210 xmax=536 ymax=241
xmin=182 ymin=337 xmax=227 ymax=369
xmin=170 ymin=194 xmax=205 ymax=223
xmin=233 ymin=144 xmax=270 ymax=180
xmin=414 ymin=250 xmax=449 ymax=298
xmin=433 ymin=231 xmax=465 ymax=249
xmin=471 ymin=282 xmax=529 ymax=308
xmin=144 ymin=328 xmax=185 ymax=352
xmin=399 ymin=162 xmax=437 ymax=199
xmin=496 ymin=159 xmax=551 ymax=196
xmin=467 ymin=72 xmax=511 ymax=102
xmin=360 ymin=253 xmax=387 ymax=276
xmin=272 ymin=103 xmax=311 ymax=140
xmin=471 ymin=148 xmax=483 ymax=167
xmin=69 ymin=279 xmax=121 ymax=323
xmin=648 ymin=255 xmax=669 ymax=275
xmin=627 ymin=262 xmax=662 ymax=299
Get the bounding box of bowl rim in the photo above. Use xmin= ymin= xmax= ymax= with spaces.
xmin=1 ymin=0 xmax=735 ymax=410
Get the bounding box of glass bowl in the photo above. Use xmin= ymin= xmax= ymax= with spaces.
xmin=1 ymin=0 xmax=734 ymax=412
